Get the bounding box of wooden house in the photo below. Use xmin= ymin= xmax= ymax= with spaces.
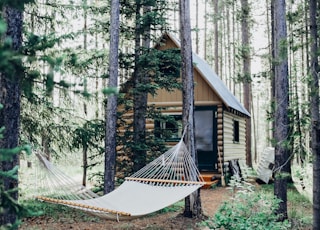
xmin=148 ymin=33 xmax=251 ymax=180
xmin=118 ymin=33 xmax=250 ymax=186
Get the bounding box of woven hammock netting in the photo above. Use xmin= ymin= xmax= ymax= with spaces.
xmin=33 ymin=138 xmax=205 ymax=220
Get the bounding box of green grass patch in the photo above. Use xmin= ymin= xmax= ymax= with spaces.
xmin=287 ymin=186 xmax=313 ymax=228
xmin=21 ymin=199 xmax=101 ymax=223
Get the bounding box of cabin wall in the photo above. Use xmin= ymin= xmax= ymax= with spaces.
xmin=148 ymin=68 xmax=220 ymax=105
xmin=223 ymin=111 xmax=246 ymax=161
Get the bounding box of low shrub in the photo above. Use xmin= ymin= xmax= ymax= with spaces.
xmin=202 ymin=180 xmax=290 ymax=230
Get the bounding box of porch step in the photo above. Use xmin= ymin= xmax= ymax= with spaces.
xmin=201 ymin=172 xmax=220 ymax=189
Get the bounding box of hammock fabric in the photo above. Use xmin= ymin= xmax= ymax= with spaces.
xmin=35 ymin=138 xmax=205 ymax=220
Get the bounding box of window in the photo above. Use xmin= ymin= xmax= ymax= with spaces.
xmin=233 ymin=120 xmax=240 ymax=143
xmin=155 ymin=115 xmax=182 ymax=141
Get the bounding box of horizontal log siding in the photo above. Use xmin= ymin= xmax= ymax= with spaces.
xmin=223 ymin=112 xmax=246 ymax=161
xmin=217 ymin=105 xmax=224 ymax=173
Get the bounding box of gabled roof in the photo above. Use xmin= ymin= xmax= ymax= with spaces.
xmin=164 ymin=33 xmax=250 ymax=117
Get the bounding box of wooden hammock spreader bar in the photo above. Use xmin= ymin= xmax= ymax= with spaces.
xmin=125 ymin=177 xmax=205 ymax=185
xmin=35 ymin=196 xmax=131 ymax=217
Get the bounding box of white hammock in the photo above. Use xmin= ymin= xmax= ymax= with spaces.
xmin=35 ymin=138 xmax=205 ymax=220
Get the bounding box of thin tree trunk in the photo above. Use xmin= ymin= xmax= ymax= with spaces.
xmin=309 ymin=0 xmax=320 ymax=228
xmin=273 ymin=0 xmax=289 ymax=221
xmin=251 ymin=91 xmax=258 ymax=163
xmin=82 ymin=146 xmax=88 ymax=187
xmin=0 ymin=6 xmax=23 ymax=226
xmin=221 ymin=4 xmax=227 ymax=84
xmin=226 ymin=4 xmax=231 ymax=90
xmin=270 ymin=0 xmax=276 ymax=146
xmin=232 ymin=2 xmax=236 ymax=95
xmin=240 ymin=0 xmax=252 ymax=167
xmin=180 ymin=0 xmax=202 ymax=219
xmin=213 ymin=0 xmax=219 ymax=74
xmin=104 ymin=0 xmax=120 ymax=194
xmin=204 ymin=1 xmax=207 ymax=59
xmin=82 ymin=0 xmax=88 ymax=186
xmin=195 ymin=0 xmax=199 ymax=54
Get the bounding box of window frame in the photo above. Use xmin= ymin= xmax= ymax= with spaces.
xmin=154 ymin=114 xmax=182 ymax=142
xmin=233 ymin=119 xmax=240 ymax=143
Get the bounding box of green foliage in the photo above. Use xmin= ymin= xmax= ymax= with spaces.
xmin=102 ymin=87 xmax=119 ymax=95
xmin=286 ymin=185 xmax=313 ymax=228
xmin=71 ymin=119 xmax=105 ymax=180
xmin=0 ymin=0 xmax=34 ymax=10
xmin=132 ymin=48 xmax=181 ymax=96
xmin=72 ymin=120 xmax=104 ymax=149
xmin=0 ymin=36 xmax=24 ymax=81
xmin=202 ymin=181 xmax=290 ymax=230
xmin=22 ymin=32 xmax=80 ymax=100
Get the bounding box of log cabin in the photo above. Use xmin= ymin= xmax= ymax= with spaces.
xmin=119 ymin=33 xmax=251 ymax=187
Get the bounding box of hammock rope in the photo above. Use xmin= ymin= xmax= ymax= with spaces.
xmin=34 ymin=137 xmax=205 ymax=220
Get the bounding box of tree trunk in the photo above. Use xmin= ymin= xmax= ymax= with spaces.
xmin=0 ymin=6 xmax=23 ymax=226
xmin=82 ymin=0 xmax=88 ymax=187
xmin=269 ymin=0 xmax=276 ymax=146
xmin=179 ymin=0 xmax=202 ymax=219
xmin=82 ymin=146 xmax=88 ymax=187
xmin=195 ymin=0 xmax=199 ymax=54
xmin=240 ymin=0 xmax=252 ymax=167
xmin=204 ymin=1 xmax=207 ymax=59
xmin=104 ymin=0 xmax=120 ymax=194
xmin=309 ymin=0 xmax=320 ymax=228
xmin=273 ymin=0 xmax=289 ymax=221
xmin=213 ymin=0 xmax=219 ymax=75
xmin=132 ymin=2 xmax=151 ymax=173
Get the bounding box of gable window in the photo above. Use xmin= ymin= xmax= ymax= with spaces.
xmin=155 ymin=115 xmax=182 ymax=141
xmin=233 ymin=120 xmax=240 ymax=143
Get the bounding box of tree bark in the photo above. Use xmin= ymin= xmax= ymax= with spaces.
xmin=179 ymin=0 xmax=202 ymax=218
xmin=273 ymin=0 xmax=289 ymax=221
xmin=132 ymin=1 xmax=151 ymax=173
xmin=82 ymin=0 xmax=88 ymax=187
xmin=213 ymin=0 xmax=219 ymax=75
xmin=269 ymin=0 xmax=276 ymax=146
xmin=104 ymin=0 xmax=120 ymax=194
xmin=309 ymin=0 xmax=320 ymax=229
xmin=82 ymin=146 xmax=88 ymax=187
xmin=195 ymin=0 xmax=199 ymax=54
xmin=240 ymin=0 xmax=252 ymax=167
xmin=0 ymin=6 xmax=23 ymax=226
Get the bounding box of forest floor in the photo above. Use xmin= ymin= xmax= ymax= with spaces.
xmin=20 ymin=187 xmax=229 ymax=230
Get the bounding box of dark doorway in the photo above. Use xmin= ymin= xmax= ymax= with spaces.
xmin=195 ymin=106 xmax=218 ymax=171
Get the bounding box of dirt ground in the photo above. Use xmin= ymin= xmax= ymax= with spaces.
xmin=20 ymin=187 xmax=230 ymax=230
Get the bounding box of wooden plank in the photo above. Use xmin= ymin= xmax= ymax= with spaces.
xmin=36 ymin=196 xmax=131 ymax=216
xmin=125 ymin=177 xmax=205 ymax=185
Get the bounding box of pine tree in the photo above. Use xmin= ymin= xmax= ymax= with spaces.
xmin=273 ymin=0 xmax=289 ymax=221
xmin=240 ymin=0 xmax=252 ymax=167
xmin=309 ymin=0 xmax=320 ymax=228
xmin=179 ymin=0 xmax=202 ymax=218
xmin=104 ymin=0 xmax=120 ymax=194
